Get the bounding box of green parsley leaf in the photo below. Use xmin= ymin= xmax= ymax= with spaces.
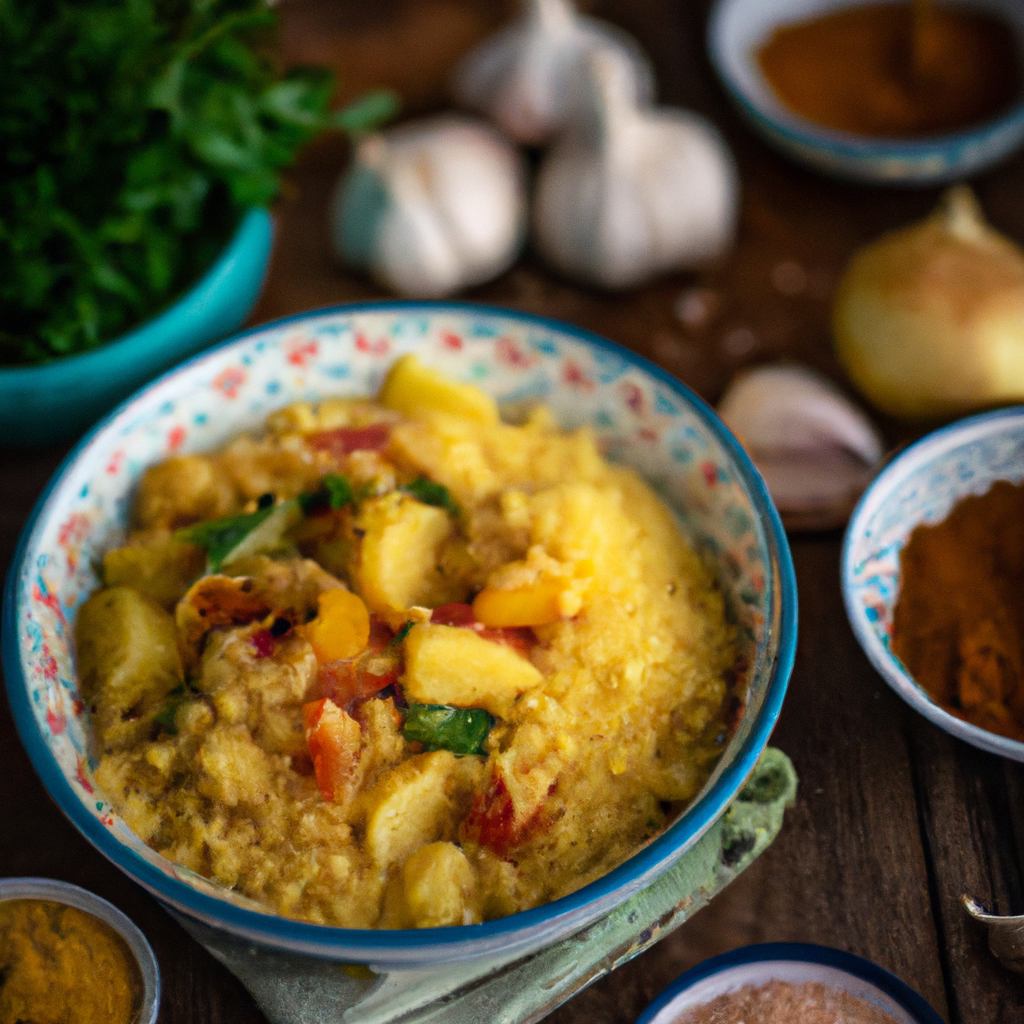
xmin=402 ymin=703 xmax=492 ymax=756
xmin=401 ymin=477 xmax=460 ymax=516
xmin=176 ymin=506 xmax=274 ymax=572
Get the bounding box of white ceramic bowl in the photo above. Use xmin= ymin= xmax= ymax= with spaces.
xmin=708 ymin=0 xmax=1024 ymax=184
xmin=842 ymin=407 xmax=1024 ymax=762
xmin=636 ymin=943 xmax=944 ymax=1024
xmin=3 ymin=302 xmax=796 ymax=969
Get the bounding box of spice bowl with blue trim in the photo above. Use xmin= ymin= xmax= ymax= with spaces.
xmin=842 ymin=407 xmax=1024 ymax=763
xmin=0 ymin=876 xmax=161 ymax=1024
xmin=707 ymin=0 xmax=1024 ymax=184
xmin=636 ymin=943 xmax=944 ymax=1024
xmin=3 ymin=302 xmax=797 ymax=1024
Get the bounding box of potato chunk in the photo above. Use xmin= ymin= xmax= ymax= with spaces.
xmin=356 ymin=493 xmax=464 ymax=613
xmin=363 ymin=751 xmax=481 ymax=868
xmin=102 ymin=529 xmax=205 ymax=608
xmin=402 ymin=842 xmax=480 ymax=927
xmin=134 ymin=455 xmax=236 ymax=529
xmin=403 ymin=624 xmax=543 ymax=718
xmin=75 ymin=586 xmax=183 ymax=751
xmin=378 ymin=354 xmax=498 ymax=424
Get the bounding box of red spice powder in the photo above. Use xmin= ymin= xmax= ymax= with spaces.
xmin=671 ymin=979 xmax=904 ymax=1024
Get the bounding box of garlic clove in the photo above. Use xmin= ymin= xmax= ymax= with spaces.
xmin=834 ymin=185 xmax=1024 ymax=418
xmin=717 ymin=364 xmax=885 ymax=531
xmin=452 ymin=0 xmax=654 ymax=146
xmin=532 ymin=49 xmax=738 ymax=290
xmin=962 ymin=896 xmax=1024 ymax=973
xmin=331 ymin=115 xmax=528 ymax=299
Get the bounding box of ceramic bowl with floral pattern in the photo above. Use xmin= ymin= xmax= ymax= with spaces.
xmin=3 ymin=302 xmax=796 ymax=967
xmin=843 ymin=407 xmax=1024 ymax=763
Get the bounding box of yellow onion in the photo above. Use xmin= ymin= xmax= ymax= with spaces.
xmin=833 ymin=186 xmax=1024 ymax=418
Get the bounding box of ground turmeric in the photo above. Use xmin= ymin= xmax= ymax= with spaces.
xmin=0 ymin=899 xmax=142 ymax=1024
xmin=892 ymin=480 xmax=1024 ymax=742
xmin=758 ymin=2 xmax=1020 ymax=138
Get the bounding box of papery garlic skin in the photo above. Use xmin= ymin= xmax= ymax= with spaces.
xmin=532 ymin=51 xmax=738 ymax=290
xmin=718 ymin=364 xmax=884 ymax=531
xmin=331 ymin=115 xmax=528 ymax=298
xmin=834 ymin=186 xmax=1024 ymax=419
xmin=452 ymin=0 xmax=654 ymax=147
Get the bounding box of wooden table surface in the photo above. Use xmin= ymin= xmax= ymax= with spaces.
xmin=2 ymin=2 xmax=1023 ymax=1021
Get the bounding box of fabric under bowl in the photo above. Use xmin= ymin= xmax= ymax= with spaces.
xmin=3 ymin=302 xmax=796 ymax=968
xmin=842 ymin=407 xmax=1024 ymax=763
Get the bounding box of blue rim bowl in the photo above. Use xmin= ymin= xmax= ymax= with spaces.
xmin=842 ymin=407 xmax=1024 ymax=762
xmin=3 ymin=301 xmax=797 ymax=968
xmin=636 ymin=942 xmax=945 ymax=1024
xmin=0 ymin=207 xmax=273 ymax=448
xmin=708 ymin=0 xmax=1024 ymax=184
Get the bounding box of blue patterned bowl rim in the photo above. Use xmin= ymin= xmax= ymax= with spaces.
xmin=3 ymin=300 xmax=797 ymax=963
xmin=635 ymin=942 xmax=945 ymax=1024
xmin=841 ymin=406 xmax=1024 ymax=762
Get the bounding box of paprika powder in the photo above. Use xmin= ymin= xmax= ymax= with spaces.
xmin=892 ymin=480 xmax=1024 ymax=741
xmin=757 ymin=2 xmax=1020 ymax=138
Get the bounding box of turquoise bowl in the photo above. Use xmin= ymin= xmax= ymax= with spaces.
xmin=708 ymin=0 xmax=1024 ymax=184
xmin=0 ymin=208 xmax=273 ymax=447
xmin=3 ymin=303 xmax=796 ymax=971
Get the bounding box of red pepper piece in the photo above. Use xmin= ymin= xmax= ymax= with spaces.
xmin=302 ymin=698 xmax=362 ymax=801
xmin=309 ymin=423 xmax=391 ymax=461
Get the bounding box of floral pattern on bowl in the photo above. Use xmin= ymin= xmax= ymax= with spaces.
xmin=843 ymin=407 xmax=1024 ymax=762
xmin=4 ymin=302 xmax=795 ymax=966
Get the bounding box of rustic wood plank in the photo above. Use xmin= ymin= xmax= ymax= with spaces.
xmin=908 ymin=724 xmax=1024 ymax=1023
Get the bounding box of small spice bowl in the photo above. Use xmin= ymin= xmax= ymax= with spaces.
xmin=707 ymin=0 xmax=1024 ymax=184
xmin=0 ymin=877 xmax=160 ymax=1024
xmin=636 ymin=943 xmax=944 ymax=1024
xmin=841 ymin=407 xmax=1024 ymax=762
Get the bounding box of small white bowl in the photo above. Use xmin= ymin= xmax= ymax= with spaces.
xmin=0 ymin=877 xmax=160 ymax=1024
xmin=708 ymin=0 xmax=1024 ymax=184
xmin=842 ymin=408 xmax=1024 ymax=762
xmin=636 ymin=943 xmax=943 ymax=1024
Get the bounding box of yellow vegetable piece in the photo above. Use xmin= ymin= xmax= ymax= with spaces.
xmin=403 ymin=623 xmax=543 ymax=718
xmin=472 ymin=578 xmax=566 ymax=627
xmin=378 ymin=354 xmax=499 ymax=424
xmin=303 ymin=589 xmax=370 ymax=662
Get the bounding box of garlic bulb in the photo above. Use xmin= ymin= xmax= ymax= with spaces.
xmin=834 ymin=186 xmax=1024 ymax=419
xmin=452 ymin=0 xmax=654 ymax=147
xmin=718 ymin=365 xmax=885 ymax=531
xmin=532 ymin=50 xmax=738 ymax=290
xmin=331 ymin=115 xmax=528 ymax=298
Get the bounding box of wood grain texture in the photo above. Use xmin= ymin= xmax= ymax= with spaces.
xmin=2 ymin=0 xmax=1024 ymax=1021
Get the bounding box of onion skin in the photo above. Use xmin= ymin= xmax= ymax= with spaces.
xmin=833 ymin=187 xmax=1024 ymax=419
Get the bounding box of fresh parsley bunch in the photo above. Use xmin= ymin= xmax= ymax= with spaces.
xmin=0 ymin=0 xmax=395 ymax=364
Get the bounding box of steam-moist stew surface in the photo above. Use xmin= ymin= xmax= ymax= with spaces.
xmin=76 ymin=356 xmax=736 ymax=928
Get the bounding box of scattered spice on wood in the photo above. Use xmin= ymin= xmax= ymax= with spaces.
xmin=671 ymin=979 xmax=903 ymax=1023
xmin=0 ymin=899 xmax=142 ymax=1024
xmin=757 ymin=2 xmax=1021 ymax=138
xmin=892 ymin=480 xmax=1024 ymax=741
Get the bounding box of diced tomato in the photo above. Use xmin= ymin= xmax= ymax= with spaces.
xmin=302 ymin=698 xmax=363 ymax=801
xmin=462 ymin=776 xmax=517 ymax=857
xmin=309 ymin=423 xmax=391 ymax=461
xmin=431 ymin=603 xmax=536 ymax=656
xmin=249 ymin=629 xmax=275 ymax=658
xmin=431 ymin=603 xmax=477 ymax=627
xmin=461 ymin=771 xmax=551 ymax=858
xmin=479 ymin=625 xmax=536 ymax=658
